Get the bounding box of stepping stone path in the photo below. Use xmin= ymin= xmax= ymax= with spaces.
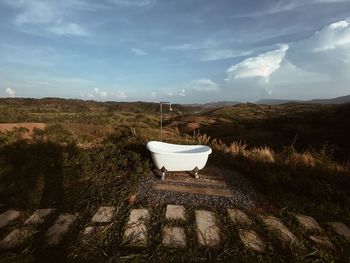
xmin=227 ymin=208 xmax=266 ymax=253
xmin=0 ymin=227 xmax=34 ymax=249
xmin=295 ymin=214 xmax=323 ymax=232
xmin=25 ymin=209 xmax=56 ymax=225
xmin=195 ymin=210 xmax=220 ymax=246
xmin=152 ymin=184 xmax=233 ymax=197
xmin=294 ymin=214 xmax=335 ymax=251
xmin=45 ymin=213 xmax=78 ymax=246
xmin=309 ymin=235 xmax=336 ymax=251
xmin=0 ymin=210 xmax=21 ymax=229
xmin=124 ymin=208 xmax=150 ymax=246
xmin=0 ymin=205 xmax=348 ymax=256
xmin=162 ymin=226 xmax=186 ymax=248
xmin=327 ymin=222 xmax=350 ymax=241
xmin=238 ymin=229 xmax=267 ymax=253
xmin=82 ymin=226 xmax=108 ymax=239
xmin=162 ymin=205 xmax=186 ymax=248
xmin=82 ymin=206 xmax=115 ymax=240
xmin=261 ymin=216 xmax=299 ymax=246
xmin=165 ymin=205 xmax=186 ymax=221
xmin=227 ymin=208 xmax=253 ymax=227
xmin=91 ymin=206 xmax=115 ymax=223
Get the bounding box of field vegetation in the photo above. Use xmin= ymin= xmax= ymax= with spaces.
xmin=0 ymin=98 xmax=349 ymax=262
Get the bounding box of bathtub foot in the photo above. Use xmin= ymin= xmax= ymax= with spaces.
xmin=194 ymin=167 xmax=199 ymax=179
xmin=161 ymin=167 xmax=167 ymax=181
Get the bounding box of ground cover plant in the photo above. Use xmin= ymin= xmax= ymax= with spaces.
xmin=0 ymin=98 xmax=349 ymax=262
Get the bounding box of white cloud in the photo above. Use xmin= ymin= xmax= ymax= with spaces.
xmin=226 ymin=45 xmax=289 ymax=81
xmin=166 ymin=89 xmax=186 ymax=97
xmin=189 ymin=79 xmax=219 ymax=92
xmin=310 ymin=20 xmax=350 ymax=51
xmin=3 ymin=0 xmax=90 ymax=37
xmin=287 ymin=18 xmax=350 ymax=76
xmin=48 ymin=22 xmax=89 ymax=37
xmin=115 ymin=90 xmax=127 ymax=99
xmin=131 ymin=48 xmax=148 ymax=55
xmin=93 ymin=88 xmax=107 ymax=98
xmin=5 ymin=87 xmax=16 ymax=97
xmin=221 ymin=18 xmax=350 ymax=101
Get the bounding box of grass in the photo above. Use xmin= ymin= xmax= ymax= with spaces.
xmin=0 ymin=99 xmax=350 ymax=262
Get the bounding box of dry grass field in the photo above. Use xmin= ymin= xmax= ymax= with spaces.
xmin=0 ymin=98 xmax=349 ymax=262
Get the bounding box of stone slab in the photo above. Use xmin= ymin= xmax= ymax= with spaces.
xmin=227 ymin=208 xmax=253 ymax=227
xmin=261 ymin=216 xmax=298 ymax=245
xmin=238 ymin=229 xmax=266 ymax=253
xmin=152 ymin=184 xmax=233 ymax=197
xmin=165 ymin=176 xmax=227 ymax=187
xmin=0 ymin=228 xmax=34 ymax=249
xmin=82 ymin=226 xmax=108 ymax=239
xmin=327 ymin=222 xmax=350 ymax=241
xmin=165 ymin=205 xmax=186 ymax=221
xmin=124 ymin=209 xmax=150 ymax=246
xmin=162 ymin=226 xmax=186 ymax=248
xmin=295 ymin=214 xmax=323 ymax=232
xmin=91 ymin=206 xmax=115 ymax=223
xmin=25 ymin=209 xmax=56 ymax=225
xmin=165 ymin=171 xmax=224 ymax=180
xmin=310 ymin=235 xmax=336 ymax=251
xmin=195 ymin=210 xmax=220 ymax=246
xmin=0 ymin=210 xmax=21 ymax=229
xmin=45 ymin=213 xmax=78 ymax=246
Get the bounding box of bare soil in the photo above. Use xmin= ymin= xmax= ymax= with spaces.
xmin=0 ymin=122 xmax=46 ymax=139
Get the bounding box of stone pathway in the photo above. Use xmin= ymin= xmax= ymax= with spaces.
xmin=260 ymin=215 xmax=299 ymax=247
xmin=294 ymin=214 xmax=334 ymax=251
xmin=45 ymin=213 xmax=78 ymax=246
xmin=0 ymin=210 xmax=21 ymax=229
xmin=162 ymin=205 xmax=187 ymax=248
xmin=82 ymin=206 xmax=115 ymax=240
xmin=309 ymin=235 xmax=336 ymax=251
xmin=227 ymin=208 xmax=253 ymax=228
xmin=327 ymin=222 xmax=350 ymax=241
xmin=228 ymin=208 xmax=266 ymax=253
xmin=295 ymin=214 xmax=323 ymax=232
xmin=162 ymin=226 xmax=186 ymax=248
xmin=238 ymin=229 xmax=267 ymax=253
xmin=25 ymin=209 xmax=56 ymax=225
xmin=0 ymin=205 xmax=349 ymax=255
xmin=124 ymin=208 xmax=150 ymax=246
xmin=91 ymin=206 xmax=115 ymax=223
xmin=165 ymin=205 xmax=186 ymax=221
xmin=195 ymin=210 xmax=220 ymax=246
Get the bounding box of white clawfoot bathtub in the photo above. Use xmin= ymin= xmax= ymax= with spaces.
xmin=146 ymin=141 xmax=212 ymax=180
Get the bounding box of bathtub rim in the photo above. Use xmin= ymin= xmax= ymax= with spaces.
xmin=146 ymin=140 xmax=212 ymax=156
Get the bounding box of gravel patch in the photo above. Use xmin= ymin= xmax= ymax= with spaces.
xmin=137 ymin=166 xmax=262 ymax=210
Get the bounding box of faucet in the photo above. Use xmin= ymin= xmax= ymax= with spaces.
xmin=160 ymin=101 xmax=172 ymax=141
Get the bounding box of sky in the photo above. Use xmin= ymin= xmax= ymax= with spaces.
xmin=0 ymin=0 xmax=350 ymax=103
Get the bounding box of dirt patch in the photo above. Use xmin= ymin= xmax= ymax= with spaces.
xmin=0 ymin=123 xmax=46 ymax=139
xmin=186 ymin=122 xmax=200 ymax=130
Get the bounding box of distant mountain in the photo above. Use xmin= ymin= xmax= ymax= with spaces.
xmin=256 ymin=99 xmax=300 ymax=105
xmin=308 ymin=95 xmax=350 ymax=104
xmin=256 ymin=95 xmax=350 ymax=105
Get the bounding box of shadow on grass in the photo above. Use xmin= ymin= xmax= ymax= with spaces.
xmin=0 ymin=141 xmax=66 ymax=210
xmin=212 ymin=151 xmax=350 ymax=221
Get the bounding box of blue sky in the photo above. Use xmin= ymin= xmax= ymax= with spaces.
xmin=0 ymin=0 xmax=350 ymax=103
